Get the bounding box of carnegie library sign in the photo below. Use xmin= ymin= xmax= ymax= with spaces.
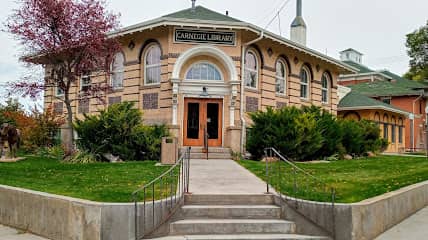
xmin=175 ymin=29 xmax=236 ymax=46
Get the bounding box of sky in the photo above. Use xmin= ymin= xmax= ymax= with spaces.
xmin=0 ymin=0 xmax=427 ymax=108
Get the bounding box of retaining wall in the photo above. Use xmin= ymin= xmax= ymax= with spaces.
xmin=0 ymin=185 xmax=177 ymax=240
xmin=276 ymin=180 xmax=428 ymax=240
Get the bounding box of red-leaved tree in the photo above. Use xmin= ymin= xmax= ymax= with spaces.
xmin=6 ymin=0 xmax=121 ymax=155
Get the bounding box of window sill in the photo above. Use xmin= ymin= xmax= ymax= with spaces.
xmin=276 ymin=94 xmax=288 ymax=99
xmin=110 ymin=88 xmax=124 ymax=93
xmin=300 ymin=98 xmax=311 ymax=103
xmin=245 ymin=87 xmax=260 ymax=94
xmin=140 ymin=84 xmax=161 ymax=90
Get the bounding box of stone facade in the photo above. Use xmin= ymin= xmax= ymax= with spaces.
xmin=44 ymin=14 xmax=352 ymax=153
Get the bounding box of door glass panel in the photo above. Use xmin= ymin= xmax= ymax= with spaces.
xmin=187 ymin=103 xmax=200 ymax=139
xmin=207 ymin=103 xmax=219 ymax=139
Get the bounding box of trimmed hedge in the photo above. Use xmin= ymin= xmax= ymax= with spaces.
xmin=247 ymin=106 xmax=387 ymax=161
xmin=74 ymin=102 xmax=169 ymax=161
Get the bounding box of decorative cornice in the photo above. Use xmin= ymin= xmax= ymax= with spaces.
xmin=262 ymin=65 xmax=275 ymax=72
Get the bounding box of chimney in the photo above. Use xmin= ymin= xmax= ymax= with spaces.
xmin=191 ymin=0 xmax=196 ymax=11
xmin=290 ymin=0 xmax=307 ymax=45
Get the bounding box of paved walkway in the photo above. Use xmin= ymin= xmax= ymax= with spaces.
xmin=0 ymin=225 xmax=47 ymax=240
xmin=189 ymin=159 xmax=268 ymax=194
xmin=375 ymin=206 xmax=428 ymax=240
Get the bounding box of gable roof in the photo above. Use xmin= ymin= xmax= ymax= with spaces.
xmin=109 ymin=6 xmax=357 ymax=74
xmin=342 ymin=61 xmax=375 ymax=74
xmin=338 ymin=91 xmax=410 ymax=116
xmin=163 ymin=6 xmax=242 ymax=23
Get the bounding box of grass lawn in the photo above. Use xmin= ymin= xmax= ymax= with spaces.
xmin=0 ymin=155 xmax=174 ymax=202
xmin=239 ymin=155 xmax=428 ymax=203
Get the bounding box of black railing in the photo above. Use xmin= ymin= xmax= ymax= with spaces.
xmin=264 ymin=147 xmax=336 ymax=239
xmin=131 ymin=147 xmax=191 ymax=239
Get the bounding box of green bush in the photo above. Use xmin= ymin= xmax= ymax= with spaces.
xmin=247 ymin=105 xmax=385 ymax=161
xmin=74 ymin=102 xmax=169 ymax=161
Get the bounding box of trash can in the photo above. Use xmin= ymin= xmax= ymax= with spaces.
xmin=161 ymin=137 xmax=178 ymax=165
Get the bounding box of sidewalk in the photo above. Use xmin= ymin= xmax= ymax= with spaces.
xmin=189 ymin=159 xmax=268 ymax=194
xmin=375 ymin=206 xmax=428 ymax=240
xmin=0 ymin=225 xmax=47 ymax=240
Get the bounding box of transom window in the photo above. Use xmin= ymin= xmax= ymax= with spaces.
xmin=300 ymin=66 xmax=311 ymax=99
xmin=186 ymin=62 xmax=222 ymax=81
xmin=321 ymin=73 xmax=330 ymax=103
xmin=276 ymin=59 xmax=287 ymax=95
xmin=145 ymin=45 xmax=161 ymax=85
xmin=111 ymin=52 xmax=125 ymax=89
xmin=244 ymin=50 xmax=258 ymax=89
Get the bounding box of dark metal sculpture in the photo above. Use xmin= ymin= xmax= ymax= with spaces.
xmin=0 ymin=123 xmax=21 ymax=159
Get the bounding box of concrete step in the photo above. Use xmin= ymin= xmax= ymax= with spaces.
xmin=187 ymin=147 xmax=232 ymax=154
xmin=169 ymin=219 xmax=296 ymax=235
xmin=148 ymin=234 xmax=330 ymax=239
xmin=181 ymin=205 xmax=281 ymax=219
xmin=184 ymin=194 xmax=275 ymax=205
xmin=189 ymin=153 xmax=232 ymax=160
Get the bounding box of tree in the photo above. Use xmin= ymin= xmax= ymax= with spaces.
xmin=6 ymin=0 xmax=121 ymax=155
xmin=404 ymin=20 xmax=428 ymax=81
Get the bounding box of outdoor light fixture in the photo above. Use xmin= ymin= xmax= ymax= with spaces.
xmin=200 ymin=87 xmax=209 ymax=97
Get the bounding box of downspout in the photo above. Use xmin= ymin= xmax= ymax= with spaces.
xmin=240 ymin=31 xmax=264 ymax=154
xmin=412 ymin=94 xmax=424 ymax=151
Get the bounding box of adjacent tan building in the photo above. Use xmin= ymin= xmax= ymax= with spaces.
xmin=44 ymin=4 xmax=355 ymax=153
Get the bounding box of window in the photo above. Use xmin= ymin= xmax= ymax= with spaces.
xmin=80 ymin=74 xmax=91 ymax=92
xmin=300 ymin=66 xmax=311 ymax=99
xmin=78 ymin=99 xmax=89 ymax=114
xmin=111 ymin=52 xmax=125 ymax=89
xmin=244 ymin=50 xmax=258 ymax=89
xmin=144 ymin=45 xmax=161 ymax=85
xmin=391 ymin=117 xmax=396 ymax=143
xmin=381 ymin=97 xmax=391 ymax=105
xmin=186 ymin=63 xmax=222 ymax=81
xmin=55 ymin=86 xmax=64 ymax=96
xmin=275 ymin=59 xmax=287 ymax=95
xmin=383 ymin=115 xmax=389 ymax=140
xmin=398 ymin=118 xmax=404 ymax=143
xmin=321 ymin=73 xmax=330 ymax=103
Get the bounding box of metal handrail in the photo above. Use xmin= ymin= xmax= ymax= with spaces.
xmin=132 ymin=147 xmax=191 ymax=240
xmin=264 ymin=147 xmax=336 ymax=239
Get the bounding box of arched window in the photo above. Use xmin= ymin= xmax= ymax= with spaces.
xmin=398 ymin=118 xmax=404 ymax=144
xmin=374 ymin=112 xmax=381 ymax=122
xmin=275 ymin=59 xmax=287 ymax=95
xmin=391 ymin=116 xmax=397 ymax=143
xmin=111 ymin=52 xmax=125 ymax=89
xmin=186 ymin=62 xmax=222 ymax=81
xmin=383 ymin=114 xmax=389 ymax=140
xmin=321 ymin=73 xmax=330 ymax=103
xmin=144 ymin=45 xmax=161 ymax=85
xmin=300 ymin=66 xmax=311 ymax=99
xmin=244 ymin=50 xmax=258 ymax=89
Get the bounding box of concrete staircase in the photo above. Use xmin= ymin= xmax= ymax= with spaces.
xmin=148 ymin=194 xmax=329 ymax=240
xmin=187 ymin=147 xmax=232 ymax=160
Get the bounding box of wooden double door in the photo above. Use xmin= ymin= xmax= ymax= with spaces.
xmin=183 ymin=98 xmax=223 ymax=147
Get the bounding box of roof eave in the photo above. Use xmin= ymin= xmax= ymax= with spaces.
xmin=108 ymin=18 xmax=357 ymax=74
xmin=338 ymin=106 xmax=410 ymax=117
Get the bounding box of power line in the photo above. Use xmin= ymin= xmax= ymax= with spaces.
xmin=264 ymin=0 xmax=292 ymax=30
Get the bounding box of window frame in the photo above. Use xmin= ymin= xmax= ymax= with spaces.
xmin=275 ymin=59 xmax=287 ymax=95
xmin=185 ymin=61 xmax=224 ymax=81
xmin=144 ymin=44 xmax=162 ymax=86
xmin=300 ymin=66 xmax=311 ymax=100
xmin=244 ymin=50 xmax=259 ymax=89
xmin=398 ymin=118 xmax=404 ymax=144
xmin=383 ymin=114 xmax=389 ymax=140
xmin=110 ymin=52 xmax=125 ymax=90
xmin=80 ymin=73 xmax=91 ymax=92
xmin=55 ymin=86 xmax=64 ymax=97
xmin=391 ymin=117 xmax=396 ymax=143
xmin=321 ymin=72 xmax=330 ymax=104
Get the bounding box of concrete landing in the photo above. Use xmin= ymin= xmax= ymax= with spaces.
xmin=0 ymin=225 xmax=48 ymax=240
xmin=375 ymin=206 xmax=428 ymax=240
xmin=189 ymin=159 xmax=268 ymax=194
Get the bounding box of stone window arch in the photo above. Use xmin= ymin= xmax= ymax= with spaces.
xmin=244 ymin=50 xmax=259 ymax=89
xmin=300 ymin=65 xmax=311 ymax=99
xmin=111 ymin=52 xmax=125 ymax=89
xmin=321 ymin=72 xmax=331 ymax=104
xmin=144 ymin=44 xmax=161 ymax=85
xmin=275 ymin=58 xmax=288 ymax=95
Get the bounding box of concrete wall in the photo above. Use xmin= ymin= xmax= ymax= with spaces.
xmin=276 ymin=180 xmax=428 ymax=240
xmin=0 ymin=185 xmax=179 ymax=240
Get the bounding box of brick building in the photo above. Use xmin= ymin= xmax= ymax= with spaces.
xmin=45 ymin=2 xmax=355 ymax=153
xmin=338 ymin=49 xmax=428 ymax=152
